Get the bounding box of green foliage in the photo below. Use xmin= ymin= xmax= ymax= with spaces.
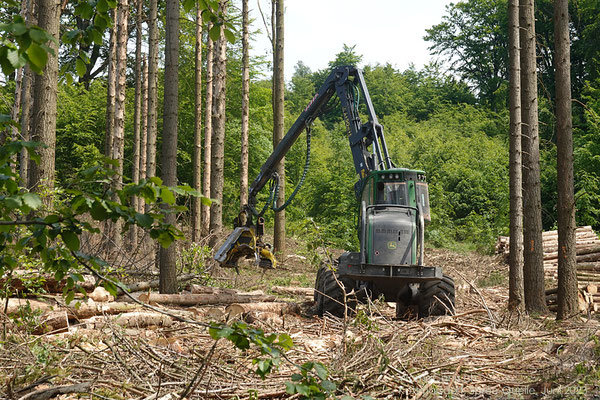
xmin=0 ymin=141 xmax=208 ymax=303
xmin=209 ymin=322 xmax=338 ymax=399
xmin=177 ymin=242 xmax=212 ymax=280
xmin=0 ymin=12 xmax=57 ymax=75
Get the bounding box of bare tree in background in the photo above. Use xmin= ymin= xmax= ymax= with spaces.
xmin=19 ymin=0 xmax=36 ymax=187
xmin=109 ymin=0 xmax=128 ymax=248
xmin=159 ymin=0 xmax=180 ymax=294
xmin=192 ymin=5 xmax=203 ymax=242
xmin=272 ymin=0 xmax=285 ymax=254
xmin=130 ymin=0 xmax=144 ymax=244
xmin=520 ymin=0 xmax=547 ymax=314
xmin=201 ymin=22 xmax=214 ymax=237
xmin=104 ymin=19 xmax=116 ymax=162
xmin=554 ymin=0 xmax=578 ymax=319
xmin=507 ymin=0 xmax=524 ymax=312
xmin=209 ymin=0 xmax=229 ymax=246
xmin=240 ymin=0 xmax=250 ymax=209
xmin=146 ymin=0 xmax=159 ymax=184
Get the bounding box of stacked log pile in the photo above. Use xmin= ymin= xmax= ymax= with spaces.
xmin=1 ymin=277 xmax=301 ymax=334
xmin=497 ymin=226 xmax=600 ymax=313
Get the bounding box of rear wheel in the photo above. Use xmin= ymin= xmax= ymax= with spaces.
xmin=419 ymin=275 xmax=456 ymax=318
xmin=314 ymin=264 xmax=356 ymax=317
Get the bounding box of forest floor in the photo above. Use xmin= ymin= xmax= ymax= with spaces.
xmin=2 ymin=240 xmax=600 ymax=399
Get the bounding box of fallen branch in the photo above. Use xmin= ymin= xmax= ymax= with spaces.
xmin=18 ymin=380 xmax=93 ymax=400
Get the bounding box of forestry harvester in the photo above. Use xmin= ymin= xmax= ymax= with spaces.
xmin=214 ymin=66 xmax=455 ymax=318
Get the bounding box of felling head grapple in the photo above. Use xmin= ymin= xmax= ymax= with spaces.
xmin=214 ymin=213 xmax=276 ymax=269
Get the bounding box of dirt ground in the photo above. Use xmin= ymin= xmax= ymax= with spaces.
xmin=2 ymin=243 xmax=600 ymax=399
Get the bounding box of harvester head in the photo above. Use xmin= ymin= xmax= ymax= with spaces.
xmin=214 ymin=226 xmax=276 ymax=269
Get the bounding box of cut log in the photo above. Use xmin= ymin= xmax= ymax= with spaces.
xmin=122 ymin=273 xmax=197 ymax=293
xmin=586 ymin=284 xmax=598 ymax=295
xmin=1 ymin=298 xmax=53 ymax=315
xmin=0 ymin=272 xmax=96 ymax=294
xmin=138 ymin=292 xmax=276 ymax=306
xmin=225 ymin=302 xmax=300 ymax=317
xmin=84 ymin=311 xmax=173 ymax=328
xmin=188 ymin=284 xmax=264 ymax=296
xmin=271 ymin=286 xmax=314 ymax=297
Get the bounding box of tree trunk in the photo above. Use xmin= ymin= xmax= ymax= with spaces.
xmin=146 ymin=0 xmax=159 ymax=183
xmin=240 ymin=0 xmax=250 ymax=210
xmin=110 ymin=0 xmax=128 ymax=248
xmin=139 ymin=55 xmax=148 ymax=208
xmin=29 ymin=0 xmax=61 ymax=199
xmin=104 ymin=20 xmax=117 ymax=160
xmin=19 ymin=64 xmax=33 ymax=186
xmin=520 ymin=0 xmax=547 ymax=314
xmin=159 ymin=0 xmax=180 ymax=294
xmin=201 ymin=22 xmax=214 ymax=237
xmin=145 ymin=0 xmax=159 ymax=268
xmin=19 ymin=0 xmax=35 ymax=187
xmin=507 ymin=0 xmax=524 ymax=312
xmin=130 ymin=0 xmax=143 ymax=244
xmin=554 ymin=0 xmax=578 ymax=320
xmin=273 ymin=0 xmax=285 ymax=254
xmin=209 ymin=1 xmax=229 ymax=246
xmin=192 ymin=6 xmax=203 ymax=242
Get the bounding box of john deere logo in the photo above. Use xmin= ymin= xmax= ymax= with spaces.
xmin=388 ymin=241 xmax=397 ymax=250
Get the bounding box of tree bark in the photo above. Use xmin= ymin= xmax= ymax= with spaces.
xmin=520 ymin=0 xmax=547 ymax=314
xmin=29 ymin=0 xmax=61 ymax=199
xmin=146 ymin=0 xmax=159 ymax=183
xmin=209 ymin=1 xmax=229 ymax=246
xmin=130 ymin=0 xmax=143 ymax=244
xmin=555 ymin=0 xmax=578 ymax=320
xmin=192 ymin=5 xmax=203 ymax=242
xmin=19 ymin=0 xmax=35 ymax=187
xmin=240 ymin=0 xmax=250 ymax=210
xmin=201 ymin=22 xmax=214 ymax=237
xmin=104 ymin=19 xmax=117 ymax=160
xmin=507 ymin=0 xmax=524 ymax=312
xmin=139 ymin=55 xmax=148 ymax=206
xmin=159 ymin=0 xmax=180 ymax=294
xmin=273 ymin=0 xmax=285 ymax=254
xmin=110 ymin=0 xmax=128 ymax=248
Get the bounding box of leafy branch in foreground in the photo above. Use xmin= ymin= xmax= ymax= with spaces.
xmin=0 ymin=140 xmax=209 ymax=301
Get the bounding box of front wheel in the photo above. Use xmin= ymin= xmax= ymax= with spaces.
xmin=419 ymin=275 xmax=456 ymax=318
xmin=314 ymin=264 xmax=356 ymax=317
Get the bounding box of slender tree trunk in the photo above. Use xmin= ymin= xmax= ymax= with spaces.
xmin=19 ymin=64 xmax=33 ymax=186
xmin=110 ymin=0 xmax=128 ymax=248
xmin=209 ymin=0 xmax=228 ymax=246
xmin=140 ymin=55 xmax=148 ymax=186
xmin=29 ymin=0 xmax=61 ymax=199
xmin=159 ymin=0 xmax=180 ymax=294
xmin=105 ymin=20 xmax=117 ymax=159
xmin=201 ymin=22 xmax=214 ymax=237
xmin=554 ymin=0 xmax=578 ymax=320
xmin=240 ymin=0 xmax=250 ymax=209
xmin=105 ymin=22 xmax=118 ymax=157
xmin=520 ymin=0 xmax=547 ymax=314
xmin=146 ymin=0 xmax=159 ymax=183
xmin=273 ymin=0 xmax=285 ymax=254
xmin=191 ymin=6 xmax=203 ymax=242
xmin=507 ymin=0 xmax=524 ymax=312
xmin=21 ymin=0 xmax=36 ymax=188
xmin=130 ymin=0 xmax=143 ymax=244
xmin=9 ymin=65 xmax=23 ymax=171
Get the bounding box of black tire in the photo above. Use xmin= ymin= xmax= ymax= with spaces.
xmin=314 ymin=265 xmax=356 ymax=317
xmin=419 ymin=275 xmax=456 ymax=318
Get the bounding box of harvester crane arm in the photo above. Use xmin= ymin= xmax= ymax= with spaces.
xmin=215 ymin=65 xmax=393 ymax=268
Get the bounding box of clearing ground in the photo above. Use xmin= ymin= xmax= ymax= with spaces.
xmin=2 ymin=243 xmax=600 ymax=399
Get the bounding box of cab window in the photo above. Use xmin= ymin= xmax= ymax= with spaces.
xmin=416 ymin=182 xmax=431 ymax=221
xmin=376 ymin=181 xmax=407 ymax=205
